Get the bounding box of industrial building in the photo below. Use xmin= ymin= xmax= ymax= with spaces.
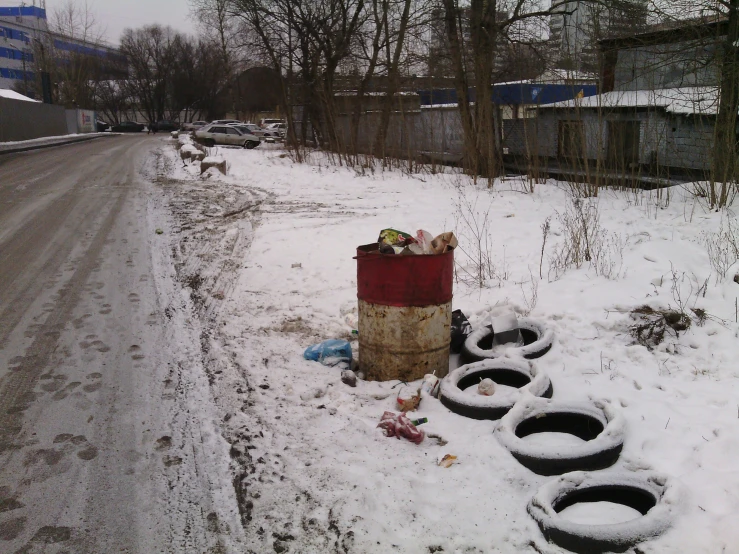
xmin=0 ymin=2 xmax=124 ymax=95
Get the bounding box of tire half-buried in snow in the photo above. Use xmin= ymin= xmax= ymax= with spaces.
xmin=528 ymin=471 xmax=681 ymax=554
xmin=460 ymin=318 xmax=554 ymax=364
xmin=495 ymin=398 xmax=625 ymax=475
xmin=439 ymin=358 xmax=552 ymax=420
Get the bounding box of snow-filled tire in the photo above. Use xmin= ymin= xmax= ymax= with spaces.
xmin=495 ymin=398 xmax=625 ymax=475
xmin=439 ymin=358 xmax=552 ymax=420
xmin=460 ymin=318 xmax=554 ymax=364
xmin=528 ymin=471 xmax=680 ymax=554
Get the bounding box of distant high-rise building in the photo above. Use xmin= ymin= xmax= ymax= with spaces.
xmin=0 ymin=4 xmax=124 ymax=94
xmin=549 ymin=1 xmax=647 ymax=72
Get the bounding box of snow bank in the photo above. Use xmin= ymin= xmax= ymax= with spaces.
xmin=165 ymin=143 xmax=739 ymax=553
xmin=0 ymin=89 xmax=38 ymax=102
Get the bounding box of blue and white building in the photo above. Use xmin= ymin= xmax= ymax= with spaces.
xmin=0 ymin=2 xmax=124 ymax=93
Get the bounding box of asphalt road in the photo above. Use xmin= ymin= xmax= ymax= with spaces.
xmin=0 ymin=136 xmax=240 ymax=553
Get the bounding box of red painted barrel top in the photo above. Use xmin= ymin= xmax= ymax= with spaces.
xmin=356 ymin=243 xmax=454 ymax=307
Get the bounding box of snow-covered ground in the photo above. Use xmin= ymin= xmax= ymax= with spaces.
xmin=163 ymin=137 xmax=739 ymax=553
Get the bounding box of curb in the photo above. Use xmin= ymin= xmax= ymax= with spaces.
xmin=0 ymin=133 xmax=113 ymax=156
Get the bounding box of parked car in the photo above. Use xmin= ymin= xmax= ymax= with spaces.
xmin=259 ymin=118 xmax=284 ymax=128
xmin=195 ymin=124 xmax=260 ymax=149
xmin=111 ymin=121 xmax=145 ymax=133
xmin=227 ymin=122 xmax=274 ymax=139
xmin=152 ymin=120 xmax=179 ymax=132
xmin=266 ymin=122 xmax=287 ymax=138
xmin=211 ymin=119 xmax=242 ymax=125
xmin=96 ymin=120 xmax=110 ymax=132
xmin=182 ymin=120 xmax=208 ymax=132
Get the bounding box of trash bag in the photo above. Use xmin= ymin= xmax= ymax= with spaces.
xmin=450 ymin=309 xmax=472 ymax=354
xmin=304 ymin=339 xmax=352 ymax=368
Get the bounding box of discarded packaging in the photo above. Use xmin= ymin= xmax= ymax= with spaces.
xmin=291 ymin=263 xmax=302 ymax=268
xmin=378 ymin=229 xmax=414 ymax=247
xmin=377 ymin=411 xmax=424 ymax=444
xmin=410 ymin=417 xmax=428 ymax=426
xmin=491 ymin=312 xmax=523 ymax=346
xmin=341 ymin=369 xmax=357 ymax=387
xmin=450 ymin=309 xmax=472 ymax=353
xmin=478 ymin=378 xmax=496 ymax=396
xmin=415 ymin=229 xmax=435 ymax=254
xmin=430 ymin=232 xmax=458 ymax=254
xmin=438 ymin=454 xmax=457 ymax=468
xmin=304 ymin=339 xmax=352 ymax=368
xmin=374 ymin=228 xmax=457 ymax=257
xmin=421 ymin=373 xmax=440 ymax=397
xmin=396 ymin=386 xmax=421 ymax=412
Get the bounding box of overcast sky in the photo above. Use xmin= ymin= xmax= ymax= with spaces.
xmin=6 ymin=0 xmax=197 ymax=44
xmin=94 ymin=0 xmax=196 ymax=43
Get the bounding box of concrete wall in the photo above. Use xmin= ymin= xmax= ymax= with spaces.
xmin=0 ymin=97 xmax=68 ymax=142
xmin=331 ymin=102 xmax=715 ymax=174
xmin=613 ymin=39 xmax=719 ymax=91
xmin=334 ymin=111 xmax=421 ymax=157
xmin=504 ymin=109 xmax=714 ymax=172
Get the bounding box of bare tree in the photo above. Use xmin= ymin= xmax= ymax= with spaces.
xmin=119 ymin=25 xmax=180 ymax=124
xmin=39 ymin=0 xmax=109 ymax=107
xmin=190 ymin=0 xmax=251 ymax=118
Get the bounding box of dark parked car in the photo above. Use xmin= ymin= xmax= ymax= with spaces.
xmin=152 ymin=120 xmax=179 ymax=132
xmin=111 ymin=121 xmax=145 ymax=132
xmin=96 ymin=120 xmax=110 ymax=132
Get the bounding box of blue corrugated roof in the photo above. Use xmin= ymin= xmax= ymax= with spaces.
xmin=418 ymin=83 xmax=598 ymax=107
xmin=0 ymin=6 xmax=46 ymax=19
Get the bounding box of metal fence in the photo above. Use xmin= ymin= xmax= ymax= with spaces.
xmin=0 ymin=96 xmax=68 ymax=142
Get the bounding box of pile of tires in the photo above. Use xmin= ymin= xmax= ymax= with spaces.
xmin=494 ymin=398 xmax=625 ymax=475
xmin=460 ymin=317 xmax=554 ymax=364
xmin=439 ymin=358 xmax=552 ymax=420
xmin=527 ymin=472 xmax=680 ymax=554
xmin=436 ymin=315 xmax=678 ymax=552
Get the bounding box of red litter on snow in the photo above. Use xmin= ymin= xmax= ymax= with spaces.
xmin=377 ymin=411 xmax=425 ymax=444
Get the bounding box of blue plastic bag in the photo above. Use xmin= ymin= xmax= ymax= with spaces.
xmin=303 ymin=339 xmax=352 ymax=367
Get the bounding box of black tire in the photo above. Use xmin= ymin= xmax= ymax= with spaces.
xmin=244 ymin=141 xmax=259 ymax=149
xmin=205 ymin=138 xmax=215 ymax=147
xmin=495 ymin=399 xmax=625 ymax=475
xmin=439 ymin=358 xmax=552 ymax=420
xmin=528 ymin=472 xmax=678 ymax=554
xmin=460 ymin=318 xmax=554 ymax=364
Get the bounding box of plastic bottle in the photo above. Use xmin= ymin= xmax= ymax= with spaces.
xmin=421 ymin=373 xmax=440 ymax=397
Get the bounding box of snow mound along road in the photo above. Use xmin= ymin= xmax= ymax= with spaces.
xmin=460 ymin=317 xmax=555 ymax=363
xmin=528 ymin=471 xmax=682 ymax=554
xmin=439 ymin=358 xmax=553 ymax=420
xmin=495 ymin=397 xmax=626 ymax=475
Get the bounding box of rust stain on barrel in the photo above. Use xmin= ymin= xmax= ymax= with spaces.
xmin=358 ymin=300 xmax=451 ymax=382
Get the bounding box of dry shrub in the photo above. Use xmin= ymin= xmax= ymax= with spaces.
xmin=548 ymin=197 xmax=627 ymax=281
xmin=703 ymin=216 xmax=739 ymax=284
xmin=629 ymin=305 xmax=691 ymax=350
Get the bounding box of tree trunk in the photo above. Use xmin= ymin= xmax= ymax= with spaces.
xmin=373 ymin=0 xmax=413 ymax=157
xmin=713 ymin=0 xmax=739 ymax=207
xmin=470 ymin=0 xmax=501 ymax=181
xmin=351 ymin=0 xmax=385 ymax=157
xmin=442 ymin=0 xmax=478 ymax=174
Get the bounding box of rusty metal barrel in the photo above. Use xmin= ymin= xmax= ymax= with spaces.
xmin=356 ymin=243 xmax=453 ymax=382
